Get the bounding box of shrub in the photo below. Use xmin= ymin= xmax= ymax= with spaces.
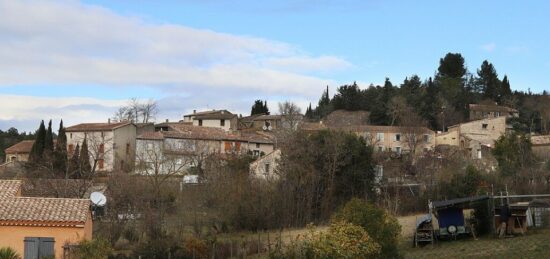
xmin=270 ymin=222 xmax=380 ymax=259
xmin=0 ymin=247 xmax=20 ymax=259
xmin=332 ymin=198 xmax=401 ymax=258
xmin=183 ymin=236 xmax=208 ymax=259
xmin=73 ymin=238 xmax=112 ymax=259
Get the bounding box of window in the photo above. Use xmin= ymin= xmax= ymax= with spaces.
xmin=198 ymin=119 xmax=203 ymax=126
xmin=126 ymin=143 xmax=130 ymax=155
xmin=388 ymin=147 xmax=392 ymax=152
xmin=265 ymin=163 xmax=271 ymax=174
xmin=24 ymin=237 xmax=55 ymax=259
xmin=220 ymin=119 xmax=225 ymax=127
xmin=482 ymin=123 xmax=488 ymax=129
xmin=423 ymin=134 xmax=430 ymax=143
xmin=395 ymin=147 xmax=401 ymax=154
xmin=477 ymin=149 xmax=482 ymax=159
xmin=495 ymin=111 xmax=500 ymax=117
xmin=68 ymin=144 xmax=74 ymax=154
xmin=256 ymin=143 xmax=260 ymax=148
xmin=378 ymin=146 xmax=383 ymax=152
xmin=482 ymin=112 xmax=488 ymax=118
xmin=70 ymin=133 xmax=73 ymax=139
xmin=98 ymin=159 xmax=104 ymax=170
xmin=395 ymin=134 xmax=401 ymax=142
xmin=99 ymin=144 xmax=105 ymax=154
xmin=376 ymin=132 xmax=384 ymax=141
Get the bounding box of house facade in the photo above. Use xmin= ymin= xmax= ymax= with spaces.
xmin=468 ymin=103 xmax=519 ymax=121
xmin=436 ymin=116 xmax=507 ymax=159
xmin=136 ymin=125 xmax=274 ymax=174
xmin=0 ymin=180 xmax=92 ymax=259
xmin=250 ymin=149 xmax=281 ymax=180
xmin=339 ymin=125 xmax=436 ymax=154
xmin=183 ymin=110 xmax=237 ymax=131
xmin=4 ymin=140 xmax=34 ymax=163
xmin=66 ymin=121 xmax=137 ymax=172
xmin=531 ymin=135 xmax=550 ymax=160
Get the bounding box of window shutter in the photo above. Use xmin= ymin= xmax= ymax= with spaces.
xmin=38 ymin=237 xmax=55 ymax=258
xmin=24 ymin=237 xmax=39 ymax=259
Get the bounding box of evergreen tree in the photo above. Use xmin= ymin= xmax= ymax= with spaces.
xmin=477 ymin=60 xmax=501 ymax=102
xmin=501 ymin=75 xmax=512 ymax=102
xmin=331 ymin=82 xmax=362 ymax=111
xmin=314 ymin=85 xmax=333 ymax=119
xmin=250 ymin=100 xmax=269 ymax=115
xmin=53 ymin=120 xmax=68 ymax=177
xmin=29 ymin=120 xmax=46 ymax=163
xmin=438 ymin=53 xmax=467 ymax=78
xmin=305 ymin=103 xmax=313 ymax=119
xmin=44 ymin=120 xmax=54 ymax=152
xmin=79 ymin=138 xmax=92 ymax=178
xmin=68 ymin=143 xmax=80 ymax=178
xmin=369 ymin=78 xmax=396 ymax=125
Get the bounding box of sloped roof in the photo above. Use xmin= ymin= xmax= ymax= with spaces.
xmin=194 ymin=113 xmax=236 ymax=120
xmin=324 ymin=110 xmax=370 ymax=127
xmin=5 ymin=140 xmax=34 ymax=154
xmin=432 ymin=195 xmax=490 ymax=210
xmin=161 ymin=125 xmax=228 ymax=141
xmin=253 ymin=115 xmax=282 ymax=121
xmin=0 ymin=180 xmax=89 ymax=226
xmin=0 ymin=180 xmax=21 ymax=198
xmin=469 ymin=104 xmax=518 ymax=113
xmin=66 ymin=122 xmax=133 ymax=132
xmin=336 ymin=125 xmax=433 ymax=134
xmin=184 ymin=110 xmax=234 ymax=118
xmin=137 ymin=131 xmax=165 ymax=140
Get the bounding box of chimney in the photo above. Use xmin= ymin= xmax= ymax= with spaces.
xmin=193 ymin=110 xmax=196 ymax=114
xmin=166 ymin=119 xmax=169 ymax=123
xmin=108 ymin=118 xmax=111 ymax=124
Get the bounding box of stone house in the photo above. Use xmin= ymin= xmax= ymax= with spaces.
xmin=435 ymin=116 xmax=507 ymax=159
xmin=0 ymin=180 xmax=92 ymax=259
xmin=66 ymin=121 xmax=137 ymax=172
xmin=468 ymin=103 xmax=518 ymax=121
xmin=183 ymin=110 xmax=237 ymax=131
xmin=4 ymin=140 xmax=34 ymax=163
xmin=339 ymin=125 xmax=436 ymax=155
xmin=531 ymin=135 xmax=550 ymax=160
xmin=250 ymin=149 xmax=281 ymax=180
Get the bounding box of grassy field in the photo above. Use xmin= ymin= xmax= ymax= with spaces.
xmin=400 ymin=229 xmax=550 ymax=259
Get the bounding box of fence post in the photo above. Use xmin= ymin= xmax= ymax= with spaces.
xmin=258 ymin=231 xmax=261 ymax=255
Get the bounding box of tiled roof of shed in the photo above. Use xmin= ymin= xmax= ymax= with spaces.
xmin=0 ymin=180 xmax=89 ymax=226
xmin=5 ymin=140 xmax=34 ymax=154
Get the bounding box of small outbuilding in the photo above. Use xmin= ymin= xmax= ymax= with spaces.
xmin=0 ymin=180 xmax=92 ymax=259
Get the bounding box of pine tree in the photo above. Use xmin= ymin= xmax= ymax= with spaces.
xmin=477 ymin=60 xmax=501 ymax=102
xmin=79 ymin=138 xmax=92 ymax=178
xmin=29 ymin=120 xmax=46 ymax=163
xmin=250 ymin=100 xmax=270 ymax=115
xmin=501 ymin=75 xmax=512 ymax=103
xmin=53 ymin=120 xmax=68 ymax=177
xmin=68 ymin=143 xmax=80 ymax=178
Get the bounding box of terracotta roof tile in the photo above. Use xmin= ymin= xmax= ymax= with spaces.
xmin=0 ymin=180 xmax=21 ymax=198
xmin=137 ymin=131 xmax=165 ymax=140
xmin=66 ymin=122 xmax=132 ymax=132
xmin=5 ymin=140 xmax=34 ymax=154
xmin=0 ymin=180 xmax=89 ymax=225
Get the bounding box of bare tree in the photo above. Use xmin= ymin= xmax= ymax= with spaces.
xmin=112 ymin=98 xmax=159 ymax=123
xmin=278 ymin=101 xmax=303 ymax=131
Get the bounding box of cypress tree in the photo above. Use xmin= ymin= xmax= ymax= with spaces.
xmin=29 ymin=120 xmax=46 ymax=163
xmin=79 ymin=138 xmax=92 ymax=178
xmin=68 ymin=143 xmax=80 ymax=178
xmin=53 ymin=120 xmax=68 ymax=177
xmin=44 ymin=120 xmax=54 ymax=152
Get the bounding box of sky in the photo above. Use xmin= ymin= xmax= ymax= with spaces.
xmin=1 ymin=0 xmax=549 ymax=132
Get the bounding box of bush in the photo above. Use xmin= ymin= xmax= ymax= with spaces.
xmin=73 ymin=238 xmax=112 ymax=259
xmin=332 ymin=198 xmax=401 ymax=258
xmin=270 ymin=222 xmax=380 ymax=259
xmin=0 ymin=247 xmax=20 ymax=259
xmin=182 ymin=236 xmax=208 ymax=259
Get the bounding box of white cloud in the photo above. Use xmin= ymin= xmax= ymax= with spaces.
xmin=0 ymin=0 xmax=348 ymax=96
xmin=481 ymin=42 xmax=496 ymax=52
xmin=0 ymin=94 xmax=125 ymax=131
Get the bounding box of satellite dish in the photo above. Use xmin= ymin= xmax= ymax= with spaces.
xmin=262 ymin=125 xmax=267 ymax=130
xmin=267 ymin=126 xmax=273 ymax=131
xmin=90 ymin=192 xmax=107 ymax=207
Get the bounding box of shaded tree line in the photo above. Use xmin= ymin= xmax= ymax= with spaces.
xmin=0 ymin=127 xmax=34 ymax=162
xmin=305 ymin=53 xmax=550 ymax=134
